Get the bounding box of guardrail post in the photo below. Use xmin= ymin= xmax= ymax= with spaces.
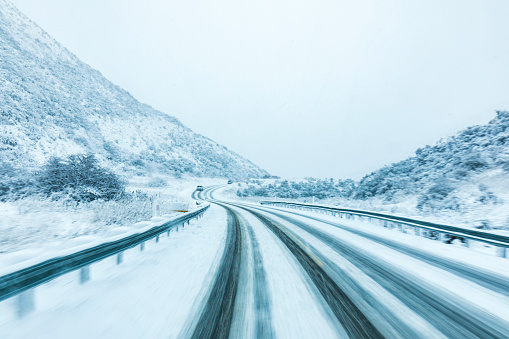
xmin=438 ymin=232 xmax=445 ymax=242
xmin=17 ymin=288 xmax=35 ymax=318
xmin=117 ymin=252 xmax=124 ymax=265
xmin=167 ymin=230 xmax=170 ymax=237
xmin=463 ymin=238 xmax=470 ymax=248
xmin=496 ymin=246 xmax=507 ymax=258
xmin=140 ymin=242 xmax=145 ymax=251
xmin=156 ymin=235 xmax=159 ymax=243
xmin=80 ymin=266 xmax=90 ymax=284
xmin=414 ymin=227 xmax=421 ymax=236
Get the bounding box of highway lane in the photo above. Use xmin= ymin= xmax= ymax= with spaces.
xmin=260 ymin=204 xmax=509 ymax=297
xmin=239 ymin=203 xmax=509 ymax=338
xmin=235 ymin=204 xmax=385 ymax=338
xmin=196 ymin=186 xmax=509 ymax=338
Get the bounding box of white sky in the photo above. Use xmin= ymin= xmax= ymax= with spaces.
xmin=10 ymin=0 xmax=509 ymax=179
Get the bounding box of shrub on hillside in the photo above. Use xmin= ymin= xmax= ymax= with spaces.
xmin=0 ymin=161 xmax=35 ymax=200
xmin=147 ymin=177 xmax=167 ymax=187
xmin=416 ymin=179 xmax=456 ymax=211
xmin=37 ymin=154 xmax=125 ymax=202
xmin=236 ymin=178 xmax=356 ymax=200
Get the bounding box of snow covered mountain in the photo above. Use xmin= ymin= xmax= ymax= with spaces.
xmin=355 ymin=111 xmax=509 ymax=202
xmin=0 ymin=0 xmax=268 ymax=179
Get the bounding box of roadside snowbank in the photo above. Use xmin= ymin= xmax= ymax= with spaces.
xmin=0 ymin=205 xmax=227 ymax=338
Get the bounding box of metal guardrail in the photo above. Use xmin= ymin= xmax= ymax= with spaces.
xmin=260 ymin=201 xmax=509 ymax=258
xmin=0 ymin=205 xmax=210 ymax=308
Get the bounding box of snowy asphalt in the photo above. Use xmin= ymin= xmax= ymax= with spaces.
xmin=192 ymin=186 xmax=509 ymax=338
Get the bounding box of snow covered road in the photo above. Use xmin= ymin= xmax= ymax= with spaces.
xmin=201 ymin=186 xmax=509 ymax=338
xmin=238 ymin=203 xmax=509 ymax=338
xmin=1 ymin=185 xmax=509 ymax=338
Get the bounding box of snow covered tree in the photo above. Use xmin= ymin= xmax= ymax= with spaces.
xmin=37 ymin=154 xmax=125 ymax=201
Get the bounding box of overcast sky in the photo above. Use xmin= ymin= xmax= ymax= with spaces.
xmin=10 ymin=0 xmax=509 ymax=179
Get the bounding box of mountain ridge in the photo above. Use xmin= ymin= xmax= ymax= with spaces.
xmin=0 ymin=0 xmax=268 ymax=179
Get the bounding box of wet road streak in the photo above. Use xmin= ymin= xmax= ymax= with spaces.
xmin=191 ymin=204 xmax=242 ymax=339
xmin=244 ymin=219 xmax=275 ymax=338
xmin=234 ymin=204 xmax=385 ymax=339
xmin=258 ymin=207 xmax=509 ymax=339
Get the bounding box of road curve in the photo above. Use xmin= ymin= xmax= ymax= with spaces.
xmin=242 ymin=202 xmax=509 ymax=339
xmin=192 ymin=187 xmax=509 ymax=338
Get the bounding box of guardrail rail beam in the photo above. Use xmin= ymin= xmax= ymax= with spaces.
xmin=260 ymin=201 xmax=509 ymax=259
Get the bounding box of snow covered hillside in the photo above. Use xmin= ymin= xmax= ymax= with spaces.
xmin=354 ymin=111 xmax=509 ymax=200
xmin=0 ymin=0 xmax=268 ymax=179
xmin=235 ymin=111 xmax=509 ymax=229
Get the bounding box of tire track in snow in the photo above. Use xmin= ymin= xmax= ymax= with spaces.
xmin=191 ymin=205 xmax=242 ymax=339
xmin=275 ymin=206 xmax=509 ymax=296
xmin=232 ymin=204 xmax=384 ymax=339
xmin=244 ymin=216 xmax=274 ymax=338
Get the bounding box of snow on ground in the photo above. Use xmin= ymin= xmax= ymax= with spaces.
xmin=0 ymin=198 xmax=153 ymax=255
xmin=0 ymin=204 xmax=227 ymax=338
xmin=0 ymin=177 xmax=226 ymax=256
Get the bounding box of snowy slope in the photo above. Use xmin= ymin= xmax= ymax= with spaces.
xmin=0 ymin=0 xmax=268 ymax=179
xmin=355 ymin=111 xmax=509 ymax=201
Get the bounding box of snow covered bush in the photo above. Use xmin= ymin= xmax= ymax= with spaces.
xmin=237 ymin=178 xmax=356 ymax=199
xmin=147 ymin=177 xmax=167 ymax=187
xmin=0 ymin=161 xmax=34 ymax=200
xmin=36 ymin=154 xmax=125 ymax=202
